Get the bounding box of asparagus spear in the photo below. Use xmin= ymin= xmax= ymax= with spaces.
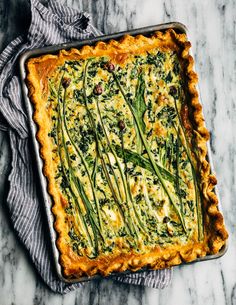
xmin=112 ymin=71 xmax=187 ymax=233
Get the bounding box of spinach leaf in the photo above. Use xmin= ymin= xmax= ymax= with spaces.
xmin=113 ymin=144 xmax=179 ymax=184
xmin=133 ymin=72 xmax=147 ymax=133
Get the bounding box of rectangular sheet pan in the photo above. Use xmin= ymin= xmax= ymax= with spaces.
xmin=19 ymin=22 xmax=228 ymax=283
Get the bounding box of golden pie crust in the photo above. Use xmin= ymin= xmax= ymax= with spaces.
xmin=26 ymin=29 xmax=228 ymax=279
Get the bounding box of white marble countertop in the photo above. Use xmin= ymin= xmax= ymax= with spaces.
xmin=0 ymin=0 xmax=235 ymax=304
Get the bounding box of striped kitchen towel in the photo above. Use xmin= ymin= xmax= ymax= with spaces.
xmin=0 ymin=0 xmax=172 ymax=293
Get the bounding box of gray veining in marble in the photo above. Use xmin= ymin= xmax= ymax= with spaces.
xmin=0 ymin=0 xmax=236 ymax=304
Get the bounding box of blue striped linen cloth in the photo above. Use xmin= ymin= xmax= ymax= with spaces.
xmin=0 ymin=0 xmax=172 ymax=293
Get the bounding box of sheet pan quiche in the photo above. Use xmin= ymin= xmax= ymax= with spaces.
xmin=26 ymin=29 xmax=228 ymax=279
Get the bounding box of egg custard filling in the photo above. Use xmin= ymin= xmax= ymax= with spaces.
xmin=26 ymin=29 xmax=228 ymax=278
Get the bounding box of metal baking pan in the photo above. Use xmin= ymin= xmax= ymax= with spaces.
xmin=19 ymin=22 xmax=228 ymax=283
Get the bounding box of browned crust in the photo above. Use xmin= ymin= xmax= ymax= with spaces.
xmin=26 ymin=29 xmax=228 ymax=279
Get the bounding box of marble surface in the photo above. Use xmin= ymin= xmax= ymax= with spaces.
xmin=0 ymin=0 xmax=236 ymax=304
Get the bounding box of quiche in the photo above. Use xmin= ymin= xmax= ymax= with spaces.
xmin=26 ymin=29 xmax=228 ymax=279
